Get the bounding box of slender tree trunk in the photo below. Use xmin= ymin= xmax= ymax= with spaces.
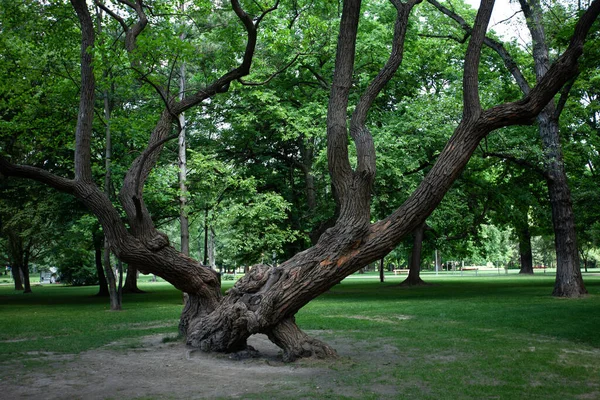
xmin=178 ymin=38 xmax=190 ymax=257
xmin=20 ymin=251 xmax=32 ymax=293
xmin=103 ymin=239 xmax=121 ymax=310
xmin=401 ymin=222 xmax=427 ymax=286
xmin=208 ymin=227 xmax=216 ymax=269
xmin=379 ymin=257 xmax=385 ymax=283
xmin=93 ymin=230 xmax=109 ymax=296
xmin=517 ymin=214 xmax=534 ymax=274
xmin=203 ymin=206 xmax=209 ymax=265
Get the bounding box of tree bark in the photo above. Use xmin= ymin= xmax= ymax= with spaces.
xmin=518 ymin=0 xmax=587 ymax=297
xmin=19 ymin=256 xmax=32 ymax=294
xmin=104 ymin=240 xmax=121 ymax=310
xmin=1 ymin=0 xmax=598 ymax=361
xmin=429 ymin=0 xmax=589 ymax=297
xmin=178 ymin=17 xmax=190 ymax=257
xmin=401 ymin=222 xmax=427 ymax=286
xmin=11 ymin=265 xmax=24 ymax=291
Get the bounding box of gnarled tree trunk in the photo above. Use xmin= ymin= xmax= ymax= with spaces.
xmin=1 ymin=0 xmax=598 ymax=361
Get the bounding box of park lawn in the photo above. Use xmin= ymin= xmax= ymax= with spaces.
xmin=1 ymin=273 xmax=599 ymax=399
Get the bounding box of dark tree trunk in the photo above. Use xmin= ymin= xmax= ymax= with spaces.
xmin=1 ymin=0 xmax=598 ymax=362
xmin=518 ymin=0 xmax=587 ymax=297
xmin=122 ymin=265 xmax=144 ymax=294
xmin=11 ymin=264 xmax=24 ymax=291
xmin=19 ymin=259 xmax=32 ymax=294
xmin=517 ymin=220 xmax=534 ymax=274
xmin=379 ymin=257 xmax=385 ymax=283
xmin=93 ymin=230 xmax=109 ymax=296
xmin=401 ymin=223 xmax=427 ymax=286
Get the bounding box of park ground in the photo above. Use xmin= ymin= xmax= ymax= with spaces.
xmin=1 ymin=271 xmax=599 ymax=399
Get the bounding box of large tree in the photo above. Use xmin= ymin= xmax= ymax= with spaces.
xmin=1 ymin=0 xmax=598 ymax=361
xmin=426 ymin=0 xmax=588 ymax=295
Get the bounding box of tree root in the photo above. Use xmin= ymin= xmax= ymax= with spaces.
xmin=267 ymin=317 xmax=337 ymax=362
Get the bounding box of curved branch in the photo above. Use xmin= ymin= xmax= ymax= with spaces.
xmin=238 ymin=52 xmax=304 ymax=86
xmin=94 ymin=1 xmax=128 ymax=32
xmin=0 ymin=157 xmax=76 ymax=194
xmin=174 ymin=0 xmax=278 ymax=114
xmin=350 ymin=0 xmax=421 ymax=176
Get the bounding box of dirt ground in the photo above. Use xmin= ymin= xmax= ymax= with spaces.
xmin=0 ymin=332 xmax=403 ymax=399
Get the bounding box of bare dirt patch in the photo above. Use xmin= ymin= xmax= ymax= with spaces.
xmin=0 ymin=332 xmax=414 ymax=399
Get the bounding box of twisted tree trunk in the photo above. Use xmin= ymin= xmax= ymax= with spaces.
xmin=1 ymin=0 xmax=598 ymax=360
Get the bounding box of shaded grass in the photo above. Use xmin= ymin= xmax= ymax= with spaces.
xmin=1 ymin=274 xmax=599 ymax=399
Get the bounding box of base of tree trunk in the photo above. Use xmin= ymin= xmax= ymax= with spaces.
xmin=398 ymin=277 xmax=429 ymax=287
xmin=518 ymin=270 xmax=534 ymax=275
xmin=266 ymin=317 xmax=337 ymax=362
xmin=552 ymin=281 xmax=588 ymax=298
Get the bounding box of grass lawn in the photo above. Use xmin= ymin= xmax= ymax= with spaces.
xmin=0 ymin=272 xmax=599 ymax=399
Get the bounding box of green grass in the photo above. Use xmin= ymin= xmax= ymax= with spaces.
xmin=296 ymin=273 xmax=600 ymax=399
xmin=1 ymin=273 xmax=599 ymax=399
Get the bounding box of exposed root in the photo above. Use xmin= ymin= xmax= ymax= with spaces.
xmin=267 ymin=317 xmax=337 ymax=363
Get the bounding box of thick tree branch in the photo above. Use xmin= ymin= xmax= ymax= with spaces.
xmin=70 ymin=0 xmax=96 ymax=183
xmin=326 ymin=0 xmax=361 ymax=195
xmin=350 ymin=0 xmax=421 ymax=177
xmin=462 ymin=0 xmax=494 ymax=120
xmin=0 ymin=157 xmax=76 ymax=194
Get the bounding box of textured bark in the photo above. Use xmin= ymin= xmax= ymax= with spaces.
xmin=104 ymin=241 xmax=121 ymax=310
xmin=267 ymin=317 xmax=337 ymax=362
xmin=18 ymin=262 xmax=31 ymax=293
xmin=519 ymin=0 xmax=587 ymax=297
xmin=429 ymin=0 xmax=590 ymax=297
xmin=11 ymin=265 xmax=24 ymax=291
xmin=1 ymin=0 xmax=598 ymax=361
xmin=6 ymin=232 xmax=30 ymax=292
xmin=178 ymin=33 xmax=190 ymax=257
